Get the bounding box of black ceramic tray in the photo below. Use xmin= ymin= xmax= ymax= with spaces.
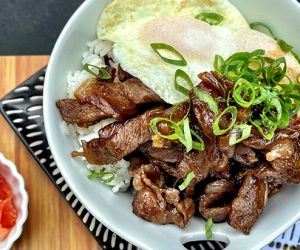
xmin=0 ymin=67 xmax=299 ymax=250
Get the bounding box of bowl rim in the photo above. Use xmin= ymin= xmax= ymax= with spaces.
xmin=0 ymin=153 xmax=29 ymax=250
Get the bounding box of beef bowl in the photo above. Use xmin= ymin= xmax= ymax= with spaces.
xmin=44 ymin=0 xmax=300 ymax=249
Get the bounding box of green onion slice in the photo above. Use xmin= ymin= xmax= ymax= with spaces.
xmin=277 ymin=39 xmax=293 ymax=52
xmin=250 ymin=22 xmax=299 ymax=63
xmin=87 ymin=171 xmax=115 ymax=183
xmin=195 ymin=12 xmax=224 ymax=25
xmin=233 ymin=78 xmax=256 ymax=108
xmin=250 ymin=22 xmax=276 ymax=38
xmin=174 ymin=69 xmax=194 ymax=96
xmin=251 ymin=119 xmax=276 ymax=141
xmin=150 ymin=43 xmax=187 ymax=66
xmin=182 ymin=118 xmax=193 ymax=152
xmin=212 ymin=106 xmax=237 ymax=136
xmin=253 ymin=85 xmax=268 ymax=105
xmin=262 ymin=57 xmax=286 ymax=86
xmin=205 ymin=218 xmax=214 ymax=240
xmin=178 ymin=171 xmax=196 ymax=191
xmin=191 ymin=129 xmax=205 ymax=151
xmin=229 ymin=124 xmax=252 ymax=145
xmin=194 ymin=88 xmax=219 ymax=114
xmin=150 ymin=117 xmax=181 ymax=140
xmin=214 ymin=55 xmax=225 ymax=74
xmin=83 ymin=63 xmax=111 ymax=80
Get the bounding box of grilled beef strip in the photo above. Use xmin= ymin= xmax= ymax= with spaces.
xmin=228 ymin=174 xmax=268 ymax=234
xmin=132 ymin=164 xmax=195 ymax=228
xmin=56 ymin=99 xmax=108 ymax=127
xmin=72 ymin=108 xmax=164 ymax=165
xmin=57 ymin=76 xmax=163 ymax=126
xmin=199 ymin=179 xmax=237 ymax=222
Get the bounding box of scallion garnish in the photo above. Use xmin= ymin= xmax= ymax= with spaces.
xmin=174 ymin=69 xmax=194 ymax=96
xmin=150 ymin=117 xmax=205 ymax=152
xmin=229 ymin=124 xmax=252 ymax=145
xmin=195 ymin=12 xmax=224 ymax=25
xmin=83 ymin=63 xmax=111 ymax=80
xmin=178 ymin=171 xmax=196 ymax=191
xmin=194 ymin=88 xmax=219 ymax=114
xmin=150 ymin=117 xmax=181 ymax=141
xmin=87 ymin=171 xmax=115 ymax=183
xmin=233 ymin=78 xmax=256 ymax=108
xmin=250 ymin=22 xmax=300 ymax=64
xmin=150 ymin=43 xmax=187 ymax=66
xmin=205 ymin=218 xmax=214 ymax=240
xmin=212 ymin=106 xmax=237 ymax=136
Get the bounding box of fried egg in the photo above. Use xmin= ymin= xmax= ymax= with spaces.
xmin=97 ymin=1 xmax=300 ymax=104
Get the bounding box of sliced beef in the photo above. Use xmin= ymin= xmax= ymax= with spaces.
xmin=198 ymin=71 xmax=234 ymax=99
xmin=56 ymin=99 xmax=107 ymax=127
xmin=191 ymin=72 xmax=234 ymax=140
xmin=74 ymin=77 xmax=163 ymax=121
xmin=199 ymin=179 xmax=237 ymax=222
xmin=265 ymin=138 xmax=299 ymax=172
xmin=190 ymin=90 xmax=216 ymax=140
xmin=254 ymin=162 xmax=300 ymax=185
xmin=118 ymin=65 xmax=133 ymax=82
xmin=232 ymin=144 xmax=259 ymax=166
xmin=73 ymin=108 xmax=164 ymax=165
xmin=205 ymin=138 xmax=232 ymax=173
xmin=132 ymin=164 xmax=195 ymax=228
xmin=228 ymin=174 xmax=268 ymax=234
xmin=139 ymin=141 xmax=184 ymax=164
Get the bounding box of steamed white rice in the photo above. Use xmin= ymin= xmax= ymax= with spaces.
xmin=61 ymin=40 xmax=132 ymax=193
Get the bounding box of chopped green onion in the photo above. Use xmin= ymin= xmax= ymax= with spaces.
xmin=250 ymin=22 xmax=300 ymax=64
xmin=233 ymin=78 xmax=256 ymax=108
xmin=205 ymin=218 xmax=214 ymax=240
xmin=182 ymin=118 xmax=193 ymax=152
xmin=229 ymin=124 xmax=252 ymax=145
xmin=150 ymin=115 xmax=205 ymax=152
xmin=262 ymin=57 xmax=286 ymax=86
xmin=174 ymin=69 xmax=194 ymax=96
xmin=150 ymin=117 xmax=181 ymax=140
xmin=277 ymin=39 xmax=293 ymax=52
xmin=87 ymin=171 xmax=115 ymax=183
xmin=212 ymin=106 xmax=237 ymax=136
xmin=194 ymin=88 xmax=218 ymax=114
xmin=83 ymin=63 xmax=111 ymax=80
xmin=150 ymin=43 xmax=187 ymax=66
xmin=214 ymin=55 xmax=224 ymax=74
xmin=195 ymin=12 xmax=224 ymax=25
xmin=191 ymin=129 xmax=205 ymax=151
xmin=251 ymin=119 xmax=276 ymax=141
xmin=297 ymin=74 xmax=300 ymax=84
xmin=178 ymin=171 xmax=196 ymax=191
xmin=252 ymin=85 xmax=268 ymax=105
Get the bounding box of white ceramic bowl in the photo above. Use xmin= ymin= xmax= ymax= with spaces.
xmin=44 ymin=0 xmax=300 ymax=249
xmin=0 ymin=153 xmax=28 ymax=250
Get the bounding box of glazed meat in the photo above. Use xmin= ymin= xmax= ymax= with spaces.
xmin=56 ymin=99 xmax=108 ymax=127
xmin=228 ymin=174 xmax=268 ymax=234
xmin=139 ymin=141 xmax=184 ymax=164
xmin=198 ymin=71 xmax=234 ymax=99
xmin=199 ymin=179 xmax=237 ymax=222
xmin=74 ymin=108 xmax=164 ymax=165
xmin=191 ymin=72 xmax=234 ymax=140
xmin=74 ymin=77 xmax=163 ymax=120
xmin=255 ymin=161 xmax=300 ymax=185
xmin=232 ymin=144 xmax=259 ymax=166
xmin=265 ymin=138 xmax=300 ymax=172
xmin=132 ymin=164 xmax=195 ymax=228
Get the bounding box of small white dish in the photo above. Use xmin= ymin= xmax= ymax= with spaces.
xmin=0 ymin=153 xmax=28 ymax=250
xmin=44 ymin=0 xmax=300 ymax=249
